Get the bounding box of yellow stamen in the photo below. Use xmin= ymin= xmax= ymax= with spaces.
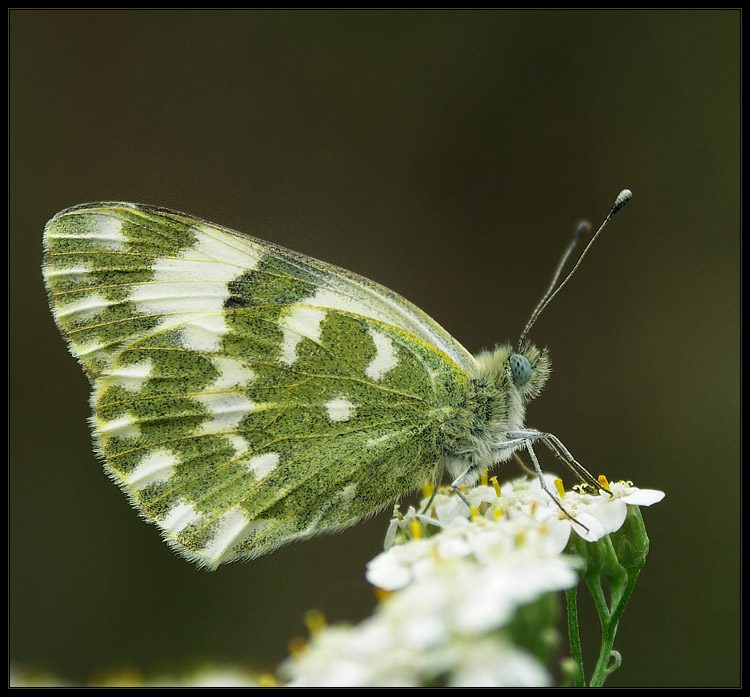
xmin=469 ymin=504 xmax=481 ymax=521
xmin=480 ymin=469 xmax=488 ymax=486
xmin=490 ymin=475 xmax=502 ymax=498
xmin=554 ymin=478 xmax=566 ymax=498
xmin=409 ymin=518 xmax=422 ymax=539
xmin=598 ymin=474 xmax=611 ymax=491
xmin=493 ymin=506 xmax=504 ymax=522
xmin=421 ymin=482 xmax=434 ymax=499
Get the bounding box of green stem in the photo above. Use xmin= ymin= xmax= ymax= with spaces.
xmin=588 ymin=569 xmax=641 ymax=687
xmin=565 ymin=587 xmax=586 ymax=687
xmin=586 ymin=573 xmax=610 ymax=625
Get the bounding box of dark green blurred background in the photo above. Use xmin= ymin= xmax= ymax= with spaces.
xmin=9 ymin=9 xmax=740 ymax=687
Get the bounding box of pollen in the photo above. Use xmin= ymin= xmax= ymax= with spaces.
xmin=598 ymin=474 xmax=611 ymax=491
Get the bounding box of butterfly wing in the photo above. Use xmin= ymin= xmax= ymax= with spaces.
xmin=43 ymin=203 xmax=473 ymax=568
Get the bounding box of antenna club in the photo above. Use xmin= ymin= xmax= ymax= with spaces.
xmin=517 ymin=189 xmax=633 ymax=346
xmin=613 ymin=188 xmax=633 ymax=212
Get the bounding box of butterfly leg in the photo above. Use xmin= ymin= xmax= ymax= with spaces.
xmin=505 ymin=429 xmax=609 ymax=495
xmin=450 ymin=484 xmax=473 ymax=511
xmin=499 ymin=431 xmax=596 ymax=533
xmin=448 ymin=436 xmax=527 ymax=510
xmin=449 ymin=457 xmax=493 ymax=510
xmin=541 ymin=432 xmax=612 ymax=495
xmin=447 ymin=436 xmax=529 ymax=508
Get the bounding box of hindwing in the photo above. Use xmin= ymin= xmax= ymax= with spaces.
xmin=43 ymin=203 xmax=473 ymax=567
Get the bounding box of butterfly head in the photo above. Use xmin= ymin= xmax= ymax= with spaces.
xmin=510 ymin=343 xmax=551 ymax=403
xmin=474 ymin=343 xmax=550 ymax=405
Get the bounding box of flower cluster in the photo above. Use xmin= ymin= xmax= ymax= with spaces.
xmin=281 ymin=474 xmax=664 ymax=686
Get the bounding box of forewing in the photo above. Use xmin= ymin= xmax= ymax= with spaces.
xmin=43 ymin=203 xmax=470 ymax=568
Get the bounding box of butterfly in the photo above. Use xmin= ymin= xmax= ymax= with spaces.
xmin=42 ymin=192 xmax=630 ymax=569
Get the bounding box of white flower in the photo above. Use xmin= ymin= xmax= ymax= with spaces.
xmin=283 ymin=475 xmax=664 ymax=687
xmin=608 ymin=480 xmax=666 ymax=507
xmin=369 ymin=475 xmax=576 ymax=593
xmin=281 ymin=613 xmax=552 ymax=687
xmin=443 ymin=637 xmax=552 ymax=688
xmin=550 ymin=477 xmax=665 ymax=542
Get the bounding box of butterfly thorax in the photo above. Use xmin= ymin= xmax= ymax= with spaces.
xmin=440 ymin=343 xmax=550 ymax=479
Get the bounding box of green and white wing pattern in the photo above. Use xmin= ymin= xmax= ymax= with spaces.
xmin=43 ymin=203 xmax=473 ymax=569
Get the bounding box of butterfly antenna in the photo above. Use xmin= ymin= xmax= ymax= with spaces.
xmin=517 ymin=189 xmax=632 ymax=351
xmin=517 ymin=219 xmax=590 ymax=351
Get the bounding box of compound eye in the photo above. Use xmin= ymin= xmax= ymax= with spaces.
xmin=510 ymin=353 xmax=532 ymax=386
